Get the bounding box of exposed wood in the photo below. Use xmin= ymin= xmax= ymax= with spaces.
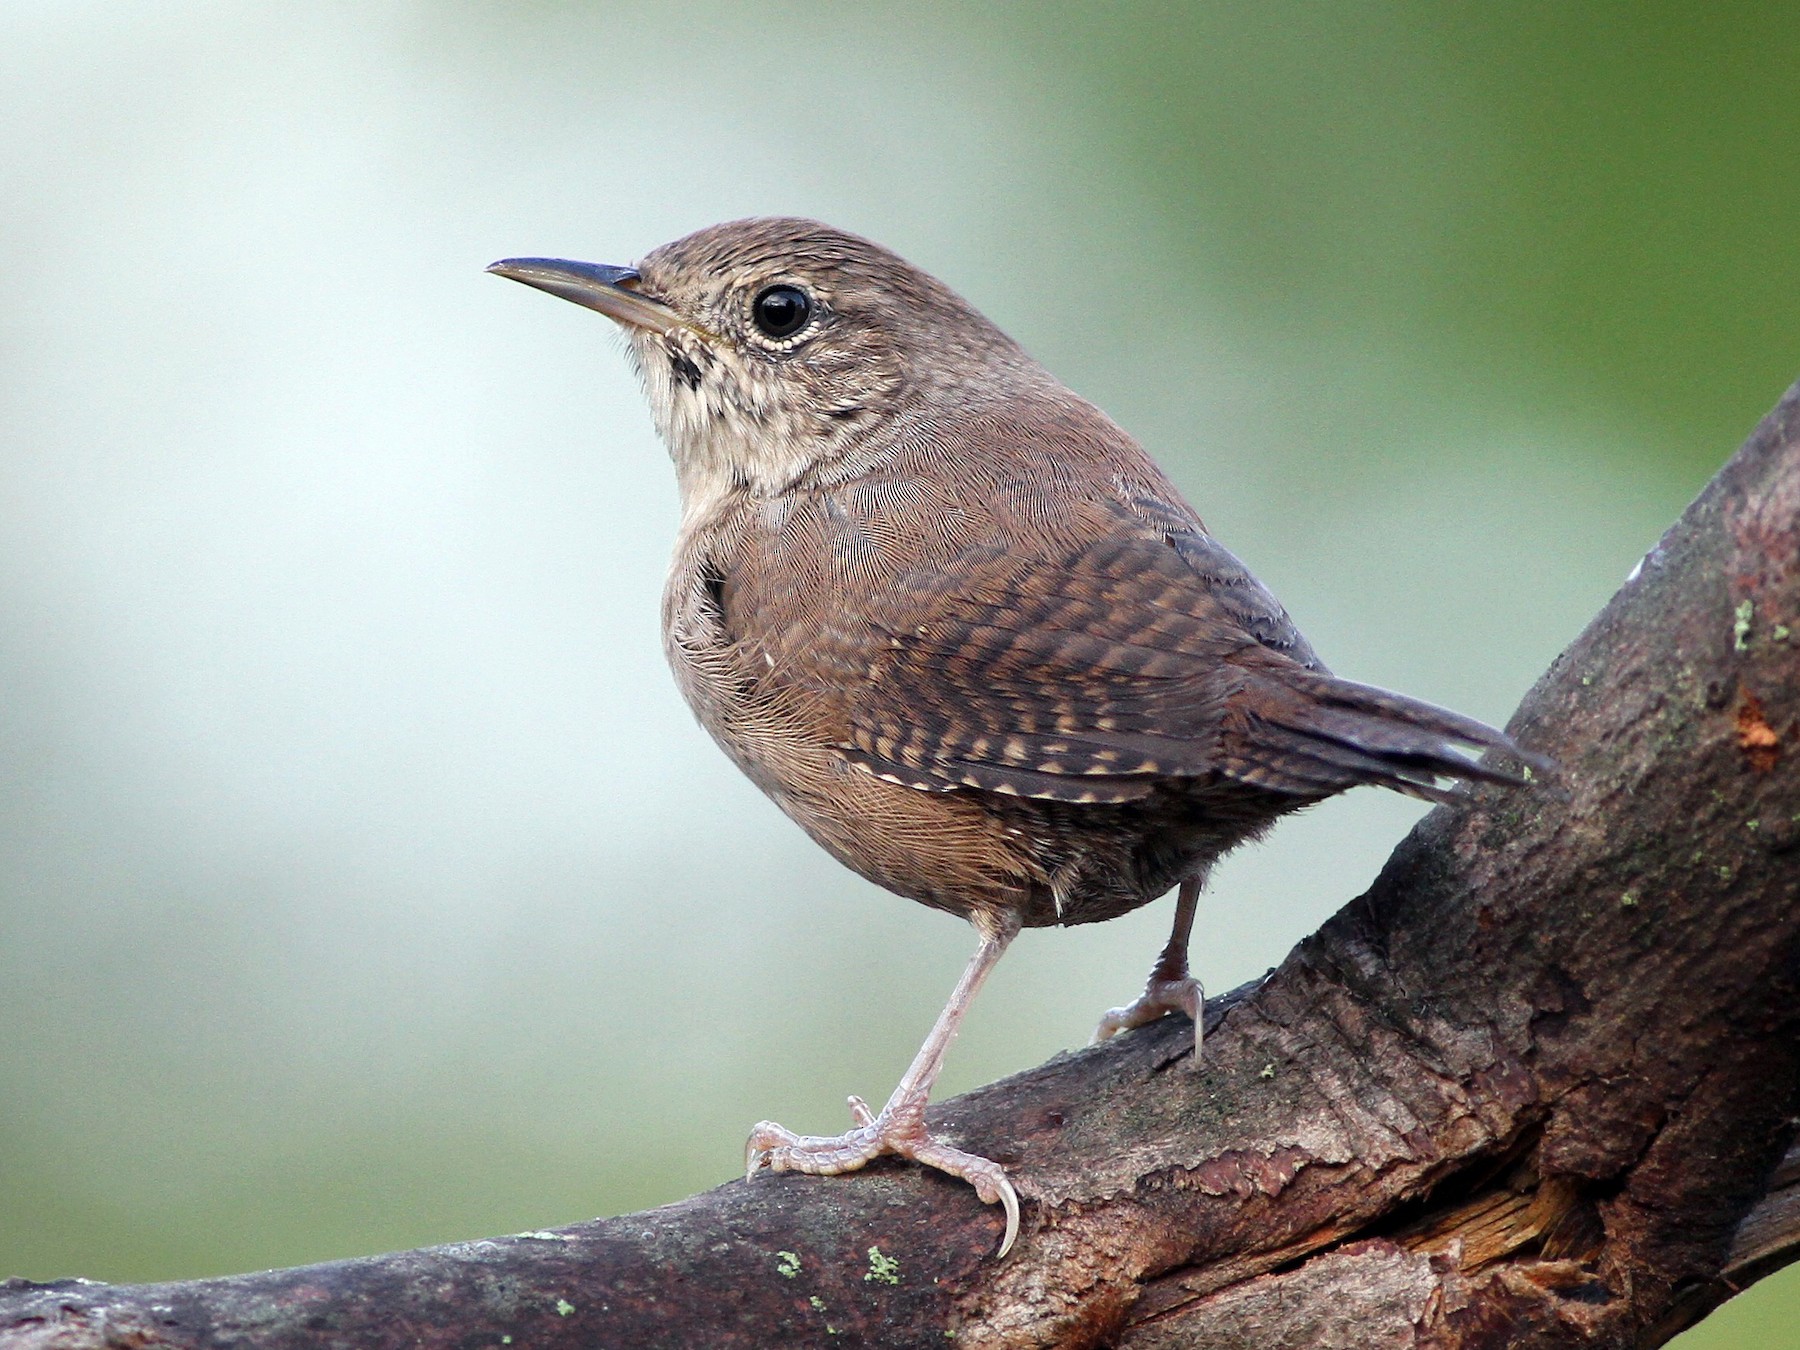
xmin=5 ymin=381 xmax=1799 ymax=1349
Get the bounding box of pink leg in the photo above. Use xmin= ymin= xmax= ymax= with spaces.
xmin=745 ymin=914 xmax=1023 ymax=1256
xmin=1093 ymin=875 xmax=1205 ymax=1063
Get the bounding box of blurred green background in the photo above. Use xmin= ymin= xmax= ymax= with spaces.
xmin=1 ymin=3 xmax=1794 ymax=1344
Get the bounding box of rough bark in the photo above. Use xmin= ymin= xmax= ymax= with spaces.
xmin=6 ymin=382 xmax=1800 ymax=1350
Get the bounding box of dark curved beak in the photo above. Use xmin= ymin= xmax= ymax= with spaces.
xmin=486 ymin=257 xmax=686 ymax=337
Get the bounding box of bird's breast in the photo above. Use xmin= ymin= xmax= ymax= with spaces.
xmin=658 ymin=495 xmax=1066 ymax=920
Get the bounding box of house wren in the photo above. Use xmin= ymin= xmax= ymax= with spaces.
xmin=489 ymin=219 xmax=1535 ymax=1256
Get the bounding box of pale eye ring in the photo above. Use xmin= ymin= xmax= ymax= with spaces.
xmin=752 ymin=284 xmax=812 ymax=340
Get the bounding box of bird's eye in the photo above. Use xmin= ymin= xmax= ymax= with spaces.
xmin=752 ymin=284 xmax=812 ymax=340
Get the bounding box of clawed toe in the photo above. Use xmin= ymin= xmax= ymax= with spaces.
xmin=743 ymin=1100 xmax=1020 ymax=1256
xmin=739 ymin=927 xmax=1022 ymax=1256
xmin=1093 ymin=973 xmax=1205 ymax=1062
xmin=909 ymin=1136 xmax=1021 ymax=1257
xmin=744 ymin=1119 xmax=803 ymax=1179
xmin=745 ymin=1113 xmax=881 ymax=1179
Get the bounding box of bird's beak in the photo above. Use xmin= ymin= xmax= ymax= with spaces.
xmin=486 ymin=257 xmax=688 ymax=337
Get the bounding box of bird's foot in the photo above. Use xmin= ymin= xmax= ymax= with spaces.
xmin=1092 ymin=972 xmax=1205 ymax=1063
xmin=745 ymin=1095 xmax=1021 ymax=1256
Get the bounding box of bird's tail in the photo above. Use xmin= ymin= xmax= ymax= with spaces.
xmin=1221 ymin=665 xmax=1545 ymax=804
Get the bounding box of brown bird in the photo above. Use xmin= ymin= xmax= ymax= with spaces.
xmin=489 ymin=219 xmax=1535 ymax=1256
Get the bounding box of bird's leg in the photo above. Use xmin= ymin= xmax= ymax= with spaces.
xmin=745 ymin=913 xmax=1022 ymax=1255
xmin=1093 ymin=874 xmax=1206 ymax=1063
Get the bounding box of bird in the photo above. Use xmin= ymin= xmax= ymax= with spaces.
xmin=488 ymin=218 xmax=1536 ymax=1257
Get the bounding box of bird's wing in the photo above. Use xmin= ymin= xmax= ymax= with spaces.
xmin=838 ymin=513 xmax=1524 ymax=805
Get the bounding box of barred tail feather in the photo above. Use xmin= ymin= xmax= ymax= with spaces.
xmin=1222 ymin=669 xmax=1543 ymax=804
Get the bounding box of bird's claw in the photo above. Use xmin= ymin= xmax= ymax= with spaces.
xmin=911 ymin=1140 xmax=1019 ymax=1257
xmin=1093 ymin=972 xmax=1206 ymax=1064
xmin=744 ymin=1119 xmax=802 ymax=1180
xmin=742 ymin=1101 xmax=1021 ymax=1256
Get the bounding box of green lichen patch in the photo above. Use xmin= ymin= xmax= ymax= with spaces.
xmin=1734 ymin=599 xmax=1755 ymax=650
xmin=809 ymin=1295 xmax=827 ymax=1311
xmin=554 ymin=1299 xmax=575 ymax=1317
xmin=775 ymin=1250 xmax=801 ymax=1279
xmin=865 ymin=1245 xmax=902 ymax=1285
xmin=1620 ymin=891 xmax=1638 ymax=909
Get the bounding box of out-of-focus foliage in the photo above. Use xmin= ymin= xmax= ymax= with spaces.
xmin=0 ymin=4 xmax=1791 ymax=1344
xmin=1003 ymin=3 xmax=1800 ymax=475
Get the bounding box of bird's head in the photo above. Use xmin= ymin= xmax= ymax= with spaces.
xmin=489 ymin=217 xmax=1038 ymax=512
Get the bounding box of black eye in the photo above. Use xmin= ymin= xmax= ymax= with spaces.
xmin=752 ymin=284 xmax=812 ymax=339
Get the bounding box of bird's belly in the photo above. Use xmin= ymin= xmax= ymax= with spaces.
xmin=954 ymin=780 xmax=1306 ymax=929
xmin=663 ymin=647 xmax=1030 ymax=923
xmin=696 ymin=690 xmax=1291 ymax=930
xmin=664 ymin=594 xmax=1303 ymax=929
xmin=737 ymin=727 xmax=1051 ymax=923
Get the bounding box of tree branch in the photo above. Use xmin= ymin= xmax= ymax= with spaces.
xmin=6 ymin=382 xmax=1799 ymax=1350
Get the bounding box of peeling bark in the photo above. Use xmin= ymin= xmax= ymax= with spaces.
xmin=6 ymin=382 xmax=1799 ymax=1350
